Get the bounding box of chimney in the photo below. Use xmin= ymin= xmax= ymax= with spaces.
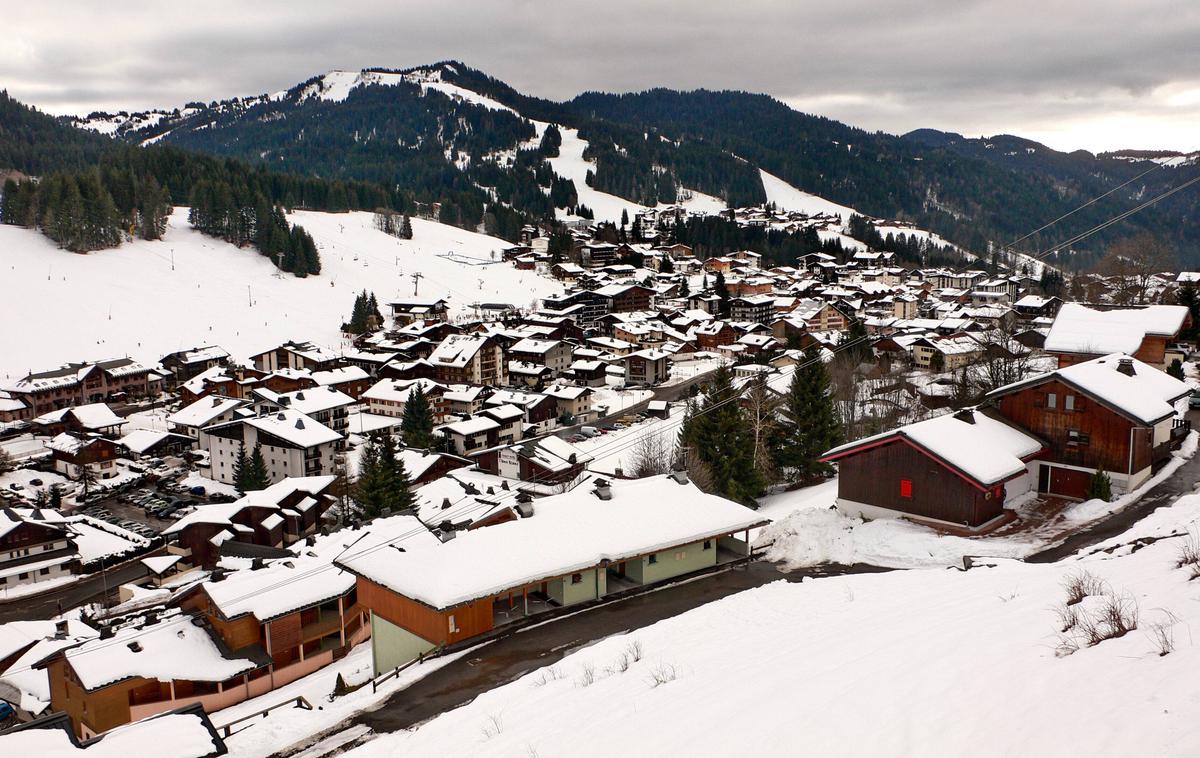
xmin=592 ymin=478 xmax=613 ymax=501
xmin=436 ymin=528 xmax=456 ymax=543
xmin=305 ymin=535 xmax=316 ymax=546
xmin=55 ymin=619 xmax=69 ymax=638
xmin=501 ymin=480 xmax=509 ymax=491
xmin=441 ymin=497 xmax=452 ymax=510
xmin=1116 ymin=357 xmax=1136 ymax=376
xmin=953 ymin=409 xmax=976 ymax=424
xmin=296 ymin=391 xmax=306 ymax=400
xmin=670 ymin=470 xmax=689 ymax=485
xmin=99 ymin=625 xmax=115 ymax=640
xmin=276 ymin=412 xmax=286 ymax=421
xmin=295 ymin=419 xmax=305 ymax=429
xmin=143 ymin=611 xmax=159 ymax=626
xmin=127 ymin=641 xmax=142 ymax=652
xmin=251 ymin=558 xmax=265 ymax=570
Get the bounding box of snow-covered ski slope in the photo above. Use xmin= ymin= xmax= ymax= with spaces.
xmin=0 ymin=208 xmax=562 ymax=383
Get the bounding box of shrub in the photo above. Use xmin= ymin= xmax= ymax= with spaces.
xmin=1175 ymin=531 xmax=1200 ymax=573
xmin=648 ymin=663 xmax=678 ymax=688
xmin=1062 ymin=570 xmax=1106 ymax=606
xmin=1144 ymin=610 xmax=1179 ymax=656
xmin=1085 ymin=469 xmax=1113 ymax=502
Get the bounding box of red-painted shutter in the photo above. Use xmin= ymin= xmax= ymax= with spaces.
xmin=900 ymin=479 xmax=913 ymax=498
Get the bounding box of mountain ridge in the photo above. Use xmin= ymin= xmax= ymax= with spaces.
xmin=49 ymin=61 xmax=1200 ymax=265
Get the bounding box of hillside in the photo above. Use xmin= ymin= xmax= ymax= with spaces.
xmin=340 ymin=493 xmax=1200 ymax=757
xmin=0 ymin=207 xmax=562 ymax=383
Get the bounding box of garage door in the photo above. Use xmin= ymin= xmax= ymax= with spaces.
xmin=1044 ymin=465 xmax=1091 ymax=499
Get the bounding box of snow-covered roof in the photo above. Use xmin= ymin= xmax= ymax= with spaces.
xmin=429 ymin=334 xmax=489 ymax=368
xmin=443 ymin=416 xmax=500 ymax=436
xmin=1045 ymin=303 xmax=1189 ymax=355
xmin=337 ymin=475 xmax=764 ymax=610
xmin=141 ymin=555 xmax=184 ymax=575
xmin=823 ymin=409 xmax=1044 ymax=487
xmin=272 ymin=386 xmax=354 ymax=415
xmin=987 ymin=353 xmax=1191 ymax=424
xmin=244 ymin=409 xmax=341 ymax=448
xmin=34 ymin=403 xmax=126 ymax=430
xmin=310 ymin=365 xmax=370 ymax=385
xmin=64 ymin=612 xmax=258 ymax=691
xmin=168 ymin=396 xmax=244 ymax=428
xmin=205 ymin=515 xmax=438 ymax=622
xmin=162 ymin=476 xmax=334 ymax=535
xmin=0 ymin=710 xmax=225 ymax=758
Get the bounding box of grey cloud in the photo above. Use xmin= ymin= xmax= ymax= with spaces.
xmin=4 ymin=0 xmax=1198 ymax=151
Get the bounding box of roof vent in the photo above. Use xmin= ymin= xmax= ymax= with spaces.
xmin=295 ymin=419 xmax=305 ymax=429
xmin=212 ymin=397 xmax=222 ymax=407
xmin=55 ymin=619 xmax=69 ymax=638
xmin=516 ymin=501 xmax=535 ymax=518
xmin=441 ymin=497 xmax=452 ymax=510
xmin=98 ymin=625 xmax=115 ymax=640
xmin=127 ymin=641 xmax=142 ymax=653
xmin=251 ymin=558 xmax=265 ymax=570
xmin=593 ymin=483 xmax=613 ymax=501
xmin=276 ymin=412 xmax=286 ymax=421
xmin=670 ymin=470 xmax=689 ymax=485
xmin=1116 ymin=357 xmax=1136 ymax=376
xmin=437 ymin=529 xmax=456 ymax=543
xmin=296 ymin=391 xmax=306 ymax=400
xmin=501 ymin=480 xmax=510 ymax=491
xmin=486 ymin=486 xmax=494 ymax=495
xmin=953 ymin=409 xmax=976 ymax=424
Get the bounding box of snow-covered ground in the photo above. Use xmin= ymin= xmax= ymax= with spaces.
xmin=343 ymin=491 xmax=1200 ymax=758
xmin=216 ymin=637 xmax=464 ymax=758
xmin=0 ymin=208 xmax=562 ymax=382
xmin=589 ymin=385 xmax=653 ymax=416
xmin=758 ymin=431 xmax=1200 ymax=570
xmin=759 ymin=169 xmax=858 ymax=218
xmin=573 ymin=402 xmax=687 ymax=475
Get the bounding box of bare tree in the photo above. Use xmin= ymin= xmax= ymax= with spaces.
xmin=743 ymin=374 xmax=782 ymax=484
xmin=628 ymin=432 xmax=674 ymax=478
xmin=971 ymin=327 xmax=1037 ymax=396
xmin=1098 ymin=233 xmax=1176 ymax=304
xmin=0 ymin=446 xmax=12 ymax=475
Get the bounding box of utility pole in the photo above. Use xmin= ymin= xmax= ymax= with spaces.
xmin=247 ymin=285 xmax=252 ymax=307
xmin=411 ymin=272 xmax=423 ymax=296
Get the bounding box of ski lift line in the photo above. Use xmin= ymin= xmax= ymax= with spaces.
xmin=1028 ymin=173 xmax=1200 ymax=262
xmin=1000 ymin=161 xmax=1171 ymax=255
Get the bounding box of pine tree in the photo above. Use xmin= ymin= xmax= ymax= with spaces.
xmin=400 ymin=386 xmax=435 ymax=449
xmin=232 ymin=442 xmax=249 ymax=492
xmin=1086 ymin=469 xmax=1113 ymax=502
xmin=377 ymin=433 xmax=416 ymax=513
xmin=0 ymin=445 xmax=12 ymax=474
xmin=244 ymin=443 xmax=269 ymax=491
xmin=354 ymin=435 xmax=387 ymax=519
xmin=399 ymin=214 xmax=413 ymax=240
xmin=1167 ymin=358 xmax=1185 ymax=381
xmin=680 ymin=365 xmax=762 ymax=504
xmin=774 ymin=347 xmax=841 ymax=482
xmin=48 ymin=484 xmax=64 ymax=509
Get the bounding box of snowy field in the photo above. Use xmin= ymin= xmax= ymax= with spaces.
xmin=0 ymin=208 xmax=562 ymax=382
xmin=344 ymin=492 xmax=1200 ymax=758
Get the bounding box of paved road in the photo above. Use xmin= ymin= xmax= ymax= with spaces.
xmin=1027 ymin=413 xmax=1200 ymax=563
xmin=557 ymin=367 xmax=717 ymax=439
xmin=0 ymin=561 xmax=149 ymax=623
xmin=277 ymin=560 xmax=884 ymax=757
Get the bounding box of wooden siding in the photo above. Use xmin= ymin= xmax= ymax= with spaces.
xmin=357 ymin=577 xmax=492 ymax=646
xmin=836 ymin=439 xmax=1003 ymax=526
xmin=268 ymin=612 xmax=302 ymax=653
xmin=995 ymin=380 xmax=1148 ymax=474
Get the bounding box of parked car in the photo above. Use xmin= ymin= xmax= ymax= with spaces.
xmin=29 ymin=478 xmax=43 ymax=487
xmin=189 ymin=485 xmax=206 ymax=496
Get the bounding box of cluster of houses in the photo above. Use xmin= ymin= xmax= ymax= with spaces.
xmin=4 ymin=215 xmax=1200 ymax=743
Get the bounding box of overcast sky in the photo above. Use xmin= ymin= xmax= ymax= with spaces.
xmin=5 ymin=1 xmax=1199 ymax=153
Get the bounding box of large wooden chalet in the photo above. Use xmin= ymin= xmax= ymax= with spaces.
xmin=824 ymin=353 xmax=1192 ymax=527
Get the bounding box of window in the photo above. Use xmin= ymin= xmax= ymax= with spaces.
xmin=900 ymin=479 xmax=913 ymax=499
xmin=1068 ymin=430 xmax=1090 ymax=446
xmin=703 ymin=540 xmax=712 ymax=551
xmin=1046 ymin=393 xmax=1057 ymax=410
xmin=570 ymin=573 xmax=583 ymax=585
xmin=1065 ymin=394 xmax=1075 ymax=411
xmin=648 ymin=554 xmax=658 ymax=565
xmin=448 ymin=614 xmax=459 ymax=634
xmin=40 ymin=567 xmax=50 ymax=576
